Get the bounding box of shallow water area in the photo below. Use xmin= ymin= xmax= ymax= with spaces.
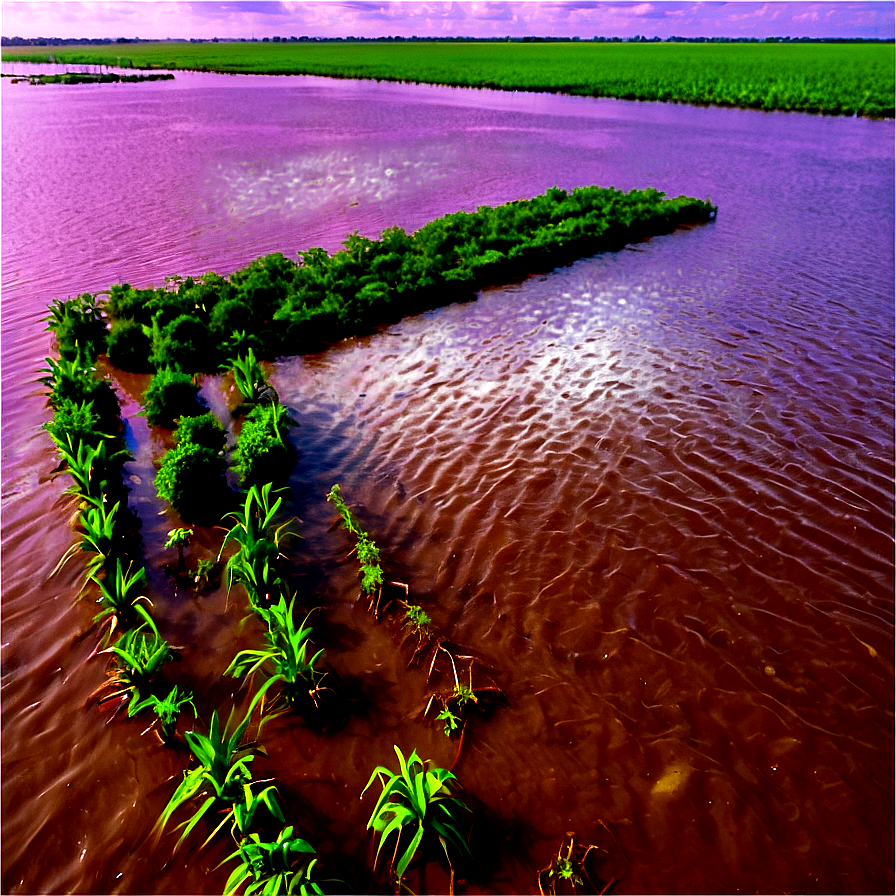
xmin=2 ymin=68 xmax=893 ymax=894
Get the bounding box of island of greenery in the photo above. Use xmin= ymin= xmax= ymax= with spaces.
xmin=2 ymin=70 xmax=174 ymax=84
xmin=77 ymin=185 xmax=717 ymax=375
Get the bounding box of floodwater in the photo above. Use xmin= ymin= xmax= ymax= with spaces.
xmin=1 ymin=67 xmax=893 ymax=894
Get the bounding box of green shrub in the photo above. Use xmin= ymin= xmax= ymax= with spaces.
xmin=175 ymin=412 xmax=227 ymax=454
xmin=44 ymin=397 xmax=107 ymax=449
xmin=40 ymin=352 xmax=121 ymax=430
xmin=156 ymin=441 xmax=228 ymax=522
xmin=150 ymin=313 xmax=218 ymax=372
xmin=107 ymin=318 xmax=153 ymax=372
xmin=106 ymin=282 xmax=157 ymax=325
xmin=233 ymin=402 xmax=292 ymax=486
xmin=142 ymin=368 xmax=202 ymax=428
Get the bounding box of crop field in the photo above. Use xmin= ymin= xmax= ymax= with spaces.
xmin=3 ymin=40 xmax=893 ymax=116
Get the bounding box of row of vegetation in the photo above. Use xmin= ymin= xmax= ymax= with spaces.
xmin=72 ymin=185 xmax=716 ymax=375
xmin=42 ymin=303 xmax=616 ymax=893
xmin=1 ymin=70 xmax=174 ymax=84
xmin=39 ymin=187 xmax=685 ymax=891
xmin=3 ymin=41 xmax=892 ymax=116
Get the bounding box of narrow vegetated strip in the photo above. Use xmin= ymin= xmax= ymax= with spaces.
xmin=327 ymin=485 xmax=504 ymax=752
xmin=95 ymin=186 xmax=715 ymax=376
xmin=41 ymin=296 xmax=197 ymax=744
xmin=4 ymin=41 xmax=893 ymax=117
xmin=42 ymin=303 xmax=330 ymax=893
xmin=327 ymin=485 xmax=482 ymax=893
xmin=1 ymin=71 xmax=175 ymax=84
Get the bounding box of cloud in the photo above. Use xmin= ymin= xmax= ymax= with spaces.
xmin=1 ymin=1 xmax=893 ymax=40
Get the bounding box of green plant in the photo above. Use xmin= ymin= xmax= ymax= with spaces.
xmin=176 ymin=412 xmax=227 ymax=453
xmin=227 ymin=596 xmax=328 ymax=713
xmin=362 ymin=745 xmax=471 ymax=892
xmin=88 ymin=559 xmax=154 ymax=639
xmin=107 ymin=317 xmax=153 ymax=371
xmin=537 ymin=828 xmax=621 ymax=896
xmin=226 ymin=347 xmax=271 ymax=406
xmin=219 ymin=484 xmax=294 ymax=611
xmin=165 ymin=527 xmax=193 ymax=572
xmin=155 ymin=679 xmax=276 ymax=850
xmin=156 ymin=441 xmax=228 ymax=522
xmin=48 ymin=434 xmax=128 ymax=504
xmin=45 ymin=293 xmax=106 ymax=360
xmin=40 ymin=351 xmax=120 ymax=424
xmin=326 ymin=484 xmax=388 ymax=613
xmin=191 ymin=558 xmax=218 ymax=590
xmin=221 ymin=826 xmax=322 ymax=896
xmin=92 ymin=620 xmax=171 ymax=716
xmin=44 ymin=397 xmax=108 ymax=449
xmin=233 ymin=402 xmax=292 ymax=486
xmin=132 ymin=685 xmax=198 ymax=744
xmin=142 ymin=367 xmax=203 ymax=428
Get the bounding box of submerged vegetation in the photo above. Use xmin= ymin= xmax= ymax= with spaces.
xmin=35 ymin=186 xmax=688 ymax=894
xmin=4 ymin=41 xmax=892 ymax=116
xmin=2 ymin=70 xmax=174 ymax=85
xmin=73 ymin=185 xmax=715 ymax=373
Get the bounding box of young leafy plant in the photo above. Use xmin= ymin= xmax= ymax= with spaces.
xmin=155 ymin=679 xmax=276 ymax=852
xmin=226 ymin=347 xmax=274 ymax=407
xmin=221 ymin=826 xmax=322 ymax=896
xmin=233 ymin=402 xmax=292 ymax=487
xmin=91 ymin=619 xmax=172 ymax=718
xmin=219 ymin=484 xmax=294 ymax=611
xmin=132 ymin=684 xmax=198 ymax=744
xmin=226 ymin=595 xmax=328 ymax=714
xmin=165 ymin=526 xmax=193 ymax=573
xmin=361 ymin=745 xmax=472 ymax=893
xmin=88 ymin=559 xmax=154 ymax=640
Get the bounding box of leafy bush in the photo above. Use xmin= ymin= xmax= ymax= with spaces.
xmin=40 ymin=352 xmax=122 ymax=427
xmin=107 ymin=318 xmax=153 ymax=372
xmin=155 ymin=441 xmax=228 ymax=523
xmin=233 ymin=402 xmax=292 ymax=487
xmin=175 ymin=412 xmax=227 ymax=454
xmin=44 ymin=397 xmax=107 ymax=449
xmin=142 ymin=367 xmax=203 ymax=428
xmin=150 ymin=313 xmax=219 ymax=372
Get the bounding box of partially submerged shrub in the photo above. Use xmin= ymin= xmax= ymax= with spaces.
xmin=233 ymin=402 xmax=292 ymax=486
xmin=107 ymin=318 xmax=153 ymax=372
xmin=175 ymin=412 xmax=227 ymax=454
xmin=44 ymin=397 xmax=107 ymax=449
xmin=151 ymin=313 xmax=219 ymax=372
xmin=156 ymin=441 xmax=228 ymax=523
xmin=142 ymin=367 xmax=203 ymax=428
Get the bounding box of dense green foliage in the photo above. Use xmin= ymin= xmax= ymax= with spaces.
xmin=90 ymin=186 xmax=715 ymax=370
xmin=2 ymin=71 xmax=174 ymax=85
xmin=45 ymin=293 xmax=107 ymax=360
xmin=4 ymin=41 xmax=891 ymax=116
xmin=142 ymin=367 xmax=203 ymax=428
xmin=233 ymin=402 xmax=292 ymax=487
xmin=107 ymin=318 xmax=152 ymax=371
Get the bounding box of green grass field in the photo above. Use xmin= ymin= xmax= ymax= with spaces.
xmin=3 ymin=41 xmax=893 ymax=116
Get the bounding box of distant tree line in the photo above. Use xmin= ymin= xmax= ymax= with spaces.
xmin=3 ymin=34 xmax=892 ymax=47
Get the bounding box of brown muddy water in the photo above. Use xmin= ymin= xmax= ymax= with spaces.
xmin=2 ymin=68 xmax=893 ymax=894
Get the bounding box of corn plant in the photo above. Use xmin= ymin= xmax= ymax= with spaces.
xmin=220 ymin=484 xmax=294 ymax=611
xmin=221 ymin=826 xmax=323 ymax=896
xmin=44 ymin=293 xmax=106 ymax=360
xmin=88 ymin=559 xmax=154 ymax=639
xmin=362 ymin=745 xmax=471 ymax=893
xmin=227 ymin=596 xmax=328 ymax=713
xmin=48 ymin=433 xmax=128 ymax=504
xmin=230 ymin=781 xmax=286 ymax=843
xmin=91 ymin=620 xmax=171 ymax=717
xmin=155 ymin=679 xmax=276 ymax=851
xmin=226 ymin=347 xmax=271 ymax=406
xmin=132 ymin=684 xmax=197 ymax=744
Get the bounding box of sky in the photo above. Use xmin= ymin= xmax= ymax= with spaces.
xmin=1 ymin=1 xmax=893 ymax=41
